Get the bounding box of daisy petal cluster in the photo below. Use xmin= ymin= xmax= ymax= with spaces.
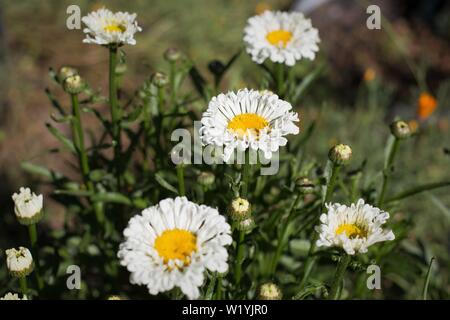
xmin=5 ymin=247 xmax=34 ymax=278
xmin=244 ymin=11 xmax=320 ymax=66
xmin=0 ymin=292 xmax=27 ymax=300
xmin=118 ymin=197 xmax=232 ymax=299
xmin=12 ymin=187 xmax=43 ymax=225
xmin=82 ymin=8 xmax=142 ymax=46
xmin=200 ymin=89 xmax=299 ymax=161
xmin=316 ymin=199 xmax=395 ymax=255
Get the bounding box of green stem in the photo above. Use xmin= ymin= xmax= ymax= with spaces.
xmin=234 ymin=230 xmax=245 ymax=287
xmin=241 ymin=151 xmax=250 ymax=198
xmin=19 ymin=277 xmax=28 ymax=296
xmin=28 ymin=224 xmax=43 ymax=290
xmin=176 ymin=164 xmax=186 ymax=196
xmin=109 ymin=46 xmax=122 ymax=187
xmin=325 ymin=164 xmax=341 ymax=203
xmin=275 ymin=63 xmax=285 ymax=98
xmin=299 ymin=163 xmax=341 ymax=290
xmin=70 ymin=94 xmax=105 ymax=225
xmin=71 ymin=94 xmax=90 ymax=182
xmin=271 ymin=192 xmax=302 ymax=274
xmin=215 ymin=275 xmax=223 ymax=300
xmin=328 ymin=254 xmax=351 ymax=300
xmin=378 ymin=138 xmax=400 ymax=207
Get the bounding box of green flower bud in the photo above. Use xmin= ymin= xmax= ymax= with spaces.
xmin=58 ymin=66 xmax=78 ymax=82
xmin=258 ymin=282 xmax=282 ymax=300
xmin=236 ymin=217 xmax=256 ymax=233
xmin=164 ymin=48 xmax=182 ymax=62
xmin=229 ymin=197 xmax=251 ymax=221
xmin=328 ymin=144 xmax=352 ymax=165
xmin=295 ymin=177 xmax=315 ymax=194
xmin=63 ymin=75 xmax=86 ymax=94
xmin=151 ymin=72 xmax=169 ymax=88
xmin=197 ymin=171 xmax=215 ymax=187
xmin=390 ymin=120 xmax=411 ymax=139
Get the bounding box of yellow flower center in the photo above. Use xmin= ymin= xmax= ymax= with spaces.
xmin=104 ymin=24 xmax=126 ymax=33
xmin=154 ymin=229 xmax=197 ymax=266
xmin=266 ymin=29 xmax=293 ymax=47
xmin=335 ymin=224 xmax=367 ymax=239
xmin=227 ymin=113 xmax=269 ymax=137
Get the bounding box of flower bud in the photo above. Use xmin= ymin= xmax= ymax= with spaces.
xmin=6 ymin=247 xmax=34 ymax=278
xmin=115 ymin=63 xmax=127 ymax=75
xmin=295 ymin=177 xmax=315 ymax=194
xmin=390 ymin=120 xmax=411 ymax=139
xmin=328 ymin=144 xmax=352 ymax=165
xmin=58 ymin=66 xmax=78 ymax=82
xmin=258 ymin=282 xmax=282 ymax=300
xmin=236 ymin=217 xmax=256 ymax=233
xmin=12 ymin=187 xmax=43 ymax=225
xmin=151 ymin=72 xmax=169 ymax=88
xmin=164 ymin=48 xmax=182 ymax=62
xmin=0 ymin=292 xmax=27 ymax=300
xmin=197 ymin=171 xmax=215 ymax=187
xmin=63 ymin=74 xmax=86 ymax=94
xmin=229 ymin=197 xmax=251 ymax=221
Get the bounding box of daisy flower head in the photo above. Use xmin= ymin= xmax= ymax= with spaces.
xmin=5 ymin=247 xmax=34 ymax=278
xmin=0 ymin=292 xmax=27 ymax=300
xmin=118 ymin=197 xmax=232 ymax=299
xmin=243 ymin=10 xmax=320 ymax=66
xmin=316 ymin=199 xmax=395 ymax=255
xmin=200 ymin=89 xmax=300 ymax=161
xmin=12 ymin=187 xmax=43 ymax=225
xmin=82 ymin=8 xmax=142 ymax=46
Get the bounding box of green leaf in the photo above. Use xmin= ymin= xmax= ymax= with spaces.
xmin=91 ymin=192 xmax=132 ymax=205
xmin=54 ymin=189 xmax=93 ymax=196
xmin=422 ymin=257 xmax=435 ymax=300
xmin=155 ymin=172 xmax=179 ymax=195
xmin=21 ymin=161 xmax=63 ymax=180
xmin=291 ymin=63 xmax=325 ymax=102
xmin=385 ymin=181 xmax=450 ymax=203
xmin=204 ymin=273 xmax=217 ymax=300
xmin=46 ymin=123 xmax=76 ymax=153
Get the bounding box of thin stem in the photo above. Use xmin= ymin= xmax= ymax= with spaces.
xmin=378 ymin=138 xmax=400 ymax=207
xmin=271 ymin=192 xmax=302 ymax=274
xmin=28 ymin=224 xmax=43 ymax=290
xmin=241 ymin=151 xmax=250 ymax=198
xmin=70 ymin=94 xmax=105 ymax=225
xmin=275 ymin=63 xmax=285 ymax=98
xmin=109 ymin=46 xmax=122 ymax=187
xmin=299 ymin=163 xmax=341 ymax=290
xmin=215 ymin=275 xmax=223 ymax=300
xmin=234 ymin=230 xmax=245 ymax=287
xmin=71 ymin=94 xmax=91 ymax=183
xmin=328 ymin=254 xmax=351 ymax=300
xmin=176 ymin=164 xmax=186 ymax=196
xmin=19 ymin=277 xmax=28 ymax=296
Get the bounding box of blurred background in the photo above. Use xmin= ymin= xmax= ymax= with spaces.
xmin=0 ymin=0 xmax=449 ymax=297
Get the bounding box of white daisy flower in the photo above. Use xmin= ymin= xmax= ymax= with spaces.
xmin=82 ymin=8 xmax=142 ymax=46
xmin=12 ymin=187 xmax=43 ymax=225
xmin=5 ymin=247 xmax=34 ymax=278
xmin=118 ymin=197 xmax=232 ymax=299
xmin=0 ymin=292 xmax=27 ymax=300
xmin=316 ymin=199 xmax=395 ymax=255
xmin=200 ymin=89 xmax=299 ymax=161
xmin=243 ymin=11 xmax=320 ymax=66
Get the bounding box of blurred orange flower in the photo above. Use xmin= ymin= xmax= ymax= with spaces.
xmin=417 ymin=92 xmax=437 ymax=120
xmin=255 ymin=2 xmax=271 ymax=15
xmin=408 ymin=119 xmax=419 ymax=133
xmin=363 ymin=68 xmax=376 ymax=82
